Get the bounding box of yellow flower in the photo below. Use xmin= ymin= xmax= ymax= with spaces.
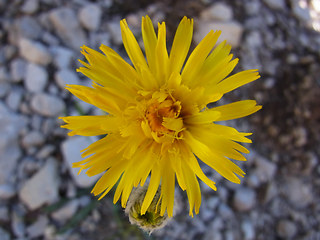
xmin=60 ymin=16 xmax=261 ymax=218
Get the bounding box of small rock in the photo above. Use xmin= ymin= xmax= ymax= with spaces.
xmin=0 ymin=66 xmax=10 ymax=82
xmin=79 ymin=4 xmax=102 ymax=31
xmin=245 ymin=31 xmax=262 ymax=48
xmin=49 ymin=7 xmax=87 ymax=50
xmin=200 ymin=3 xmax=233 ymax=21
xmin=42 ymin=31 xmax=60 ymax=45
xmin=51 ymin=199 xmax=79 ymax=222
xmin=251 ymin=152 xmax=277 ymax=183
xmin=61 ymin=136 xmax=101 ymax=188
xmin=293 ymin=126 xmax=307 ymax=147
xmin=26 ymin=215 xmax=48 ymax=239
xmin=30 ymin=93 xmax=65 ymax=117
xmin=284 ymin=178 xmax=312 ymax=209
xmin=0 ymin=103 xmax=26 ymax=185
xmin=21 ymin=131 xmax=45 ymax=148
xmin=19 ymin=158 xmax=60 ymax=210
xmin=11 ymin=211 xmax=26 ymax=238
xmin=0 ymin=206 xmax=9 ymax=221
xmin=19 ymin=38 xmax=52 ymax=65
xmin=277 ymin=220 xmax=297 ymax=238
xmin=291 ymin=0 xmax=312 ymax=23
xmin=13 ymin=16 xmax=42 ymax=40
xmin=36 ymin=145 xmax=55 ymax=159
xmin=0 ymin=184 xmax=16 ymax=199
xmin=55 ymin=69 xmax=80 ymax=89
xmin=50 ymin=46 xmax=74 ymax=69
xmin=25 ymin=63 xmax=48 ymax=92
xmin=0 ymin=227 xmax=10 ymax=240
xmin=241 ymin=220 xmax=255 ymax=240
xmin=218 ymin=203 xmax=234 ymax=219
xmin=233 ymin=188 xmax=256 ymax=212
xmin=0 ymin=82 xmax=10 ymax=98
xmin=195 ymin=21 xmax=243 ymax=47
xmin=21 ymin=0 xmax=39 ymax=14
xmin=107 ymin=19 xmax=123 ymax=45
xmin=10 ymin=58 xmax=26 ymax=83
xmin=5 ymin=88 xmax=23 ymax=111
xmin=263 ymin=0 xmax=285 ymax=10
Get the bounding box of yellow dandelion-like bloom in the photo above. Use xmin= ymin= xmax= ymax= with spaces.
xmin=60 ymin=16 xmax=261 ymax=218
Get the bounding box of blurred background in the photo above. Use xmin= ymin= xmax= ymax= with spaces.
xmin=0 ymin=0 xmax=320 ymax=239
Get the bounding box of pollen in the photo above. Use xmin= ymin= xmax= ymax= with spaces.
xmin=146 ymin=93 xmax=182 ymax=135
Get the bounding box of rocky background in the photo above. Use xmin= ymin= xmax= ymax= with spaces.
xmin=0 ymin=0 xmax=320 ymax=239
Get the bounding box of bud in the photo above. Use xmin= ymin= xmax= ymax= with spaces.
xmin=125 ymin=185 xmax=175 ymax=233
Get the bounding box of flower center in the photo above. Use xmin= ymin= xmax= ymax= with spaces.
xmin=146 ymin=97 xmax=182 ymax=134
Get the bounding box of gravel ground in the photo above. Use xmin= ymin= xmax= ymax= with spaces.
xmin=0 ymin=0 xmax=320 ymax=239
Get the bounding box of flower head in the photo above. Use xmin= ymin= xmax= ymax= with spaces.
xmin=60 ymin=16 xmax=261 ymax=218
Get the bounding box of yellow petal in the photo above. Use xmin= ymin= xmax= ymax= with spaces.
xmin=120 ymin=19 xmax=149 ymax=72
xmin=162 ymin=117 xmax=183 ymax=131
xmin=160 ymin=157 xmax=175 ymax=217
xmin=169 ymin=16 xmax=193 ymax=74
xmin=182 ymin=30 xmax=221 ymax=85
xmin=66 ymin=84 xmax=121 ymax=115
xmin=184 ymin=110 xmax=221 ymax=125
xmin=181 ymin=162 xmax=201 ymax=217
xmin=213 ymin=100 xmax=262 ymax=121
xmin=216 ymin=69 xmax=261 ymax=94
xmin=142 ymin=16 xmax=157 ymax=75
xmin=141 ymin=164 xmax=161 ymax=215
xmin=60 ymin=115 xmax=119 ymax=136
xmin=155 ymin=22 xmax=169 ymax=85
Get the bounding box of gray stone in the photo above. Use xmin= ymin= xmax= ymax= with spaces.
xmin=61 ymin=136 xmax=101 ymax=188
xmin=49 ymin=7 xmax=87 ymax=50
xmin=36 ymin=145 xmax=55 ymax=159
xmin=10 ymin=58 xmax=27 ymax=83
xmin=11 ymin=211 xmax=26 ymax=238
xmin=50 ymin=46 xmax=74 ymax=69
xmin=107 ymin=19 xmax=123 ymax=45
xmin=5 ymin=87 xmax=23 ymax=111
xmin=0 ymin=206 xmax=9 ymax=221
xmin=0 ymin=227 xmax=10 ymax=240
xmin=293 ymin=126 xmax=307 ymax=147
xmin=0 ymin=103 xmax=26 ymax=185
xmin=195 ymin=21 xmax=243 ymax=47
xmin=55 ymin=69 xmax=80 ymax=89
xmin=233 ymin=188 xmax=256 ymax=212
xmin=30 ymin=93 xmax=65 ymax=117
xmin=200 ymin=3 xmax=233 ymax=21
xmin=245 ymin=31 xmax=262 ymax=48
xmin=0 ymin=184 xmax=16 ymax=199
xmin=0 ymin=66 xmax=9 ymax=82
xmin=19 ymin=158 xmax=60 ymax=210
xmin=0 ymin=82 xmax=10 ymax=98
xmin=251 ymin=152 xmax=277 ymax=183
xmin=21 ymin=131 xmax=45 ymax=148
xmin=19 ymin=38 xmax=52 ymax=65
xmin=42 ymin=31 xmax=60 ymax=45
xmin=277 ymin=220 xmax=297 ymax=238
xmin=291 ymin=0 xmax=312 ymax=23
xmin=13 ymin=16 xmax=42 ymax=40
xmin=263 ymin=0 xmax=285 ymax=10
xmin=51 ymin=199 xmax=79 ymax=222
xmin=26 ymin=215 xmax=48 ymax=239
xmin=241 ymin=220 xmax=255 ymax=240
xmin=79 ymin=4 xmax=102 ymax=31
xmin=21 ymin=0 xmax=39 ymax=14
xmin=25 ymin=63 xmax=48 ymax=93
xmin=284 ymin=178 xmax=312 ymax=209
xmin=89 ymin=32 xmax=111 ymax=49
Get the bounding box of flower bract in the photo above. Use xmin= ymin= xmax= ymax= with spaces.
xmin=60 ymin=16 xmax=261 ymax=217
